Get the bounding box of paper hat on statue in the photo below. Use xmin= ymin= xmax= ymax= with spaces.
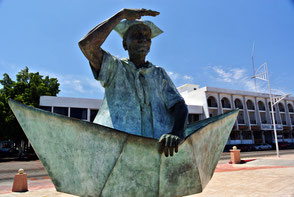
xmin=114 ymin=20 xmax=163 ymax=39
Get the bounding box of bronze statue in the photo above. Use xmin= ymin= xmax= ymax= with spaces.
xmin=8 ymin=8 xmax=239 ymax=196
xmin=78 ymin=8 xmax=188 ymax=157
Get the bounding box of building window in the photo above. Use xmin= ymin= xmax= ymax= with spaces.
xmin=288 ymin=103 xmax=294 ymax=112
xmin=207 ymin=96 xmax=217 ymax=107
xmin=258 ymin=101 xmax=265 ymax=111
xmin=221 ymin=97 xmax=231 ymax=108
xmin=281 ymin=114 xmax=287 ymax=125
xmin=90 ymin=109 xmax=98 ymax=122
xmin=234 ymin=99 xmax=243 ymax=109
xmin=278 ymin=103 xmax=285 ymax=112
xmin=53 ymin=107 xmax=68 ymax=116
xmin=290 ymin=114 xmax=294 ymax=125
xmin=260 ymin=112 xmax=267 ymax=124
xmin=249 ymin=112 xmax=256 ymax=124
xmin=246 ymin=100 xmax=255 ymax=110
xmin=70 ymin=108 xmax=87 ymax=120
xmin=39 ymin=106 xmax=52 ymax=112
xmin=237 ymin=111 xmax=245 ymax=124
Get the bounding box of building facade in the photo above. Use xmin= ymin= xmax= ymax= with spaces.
xmin=178 ymin=84 xmax=294 ymax=145
xmin=39 ymin=83 xmax=294 ymax=145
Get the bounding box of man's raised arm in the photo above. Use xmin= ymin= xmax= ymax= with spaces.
xmin=78 ymin=9 xmax=159 ymax=73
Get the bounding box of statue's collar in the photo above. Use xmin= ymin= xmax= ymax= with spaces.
xmin=121 ymin=58 xmax=153 ymax=72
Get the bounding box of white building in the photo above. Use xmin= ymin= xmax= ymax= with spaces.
xmin=39 ymin=83 xmax=294 ymax=146
xmin=178 ymin=84 xmax=294 ymax=145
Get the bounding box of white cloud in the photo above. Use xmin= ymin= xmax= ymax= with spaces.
xmin=231 ymin=68 xmax=246 ymax=80
xmin=212 ymin=67 xmax=233 ymax=83
xmin=167 ymin=71 xmax=194 ymax=85
xmin=58 ymin=75 xmax=104 ymax=95
xmin=183 ymin=75 xmax=193 ymax=81
xmin=167 ymin=71 xmax=179 ymax=80
xmin=210 ymin=65 xmax=267 ymax=93
xmin=0 ymin=60 xmax=104 ymax=98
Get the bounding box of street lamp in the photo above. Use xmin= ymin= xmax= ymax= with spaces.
xmin=252 ymin=62 xmax=290 ymax=158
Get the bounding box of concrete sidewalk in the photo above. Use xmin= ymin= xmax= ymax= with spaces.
xmin=1 ymin=154 xmax=294 ymax=197
xmin=192 ymin=154 xmax=294 ymax=197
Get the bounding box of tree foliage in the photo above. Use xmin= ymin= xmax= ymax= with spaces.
xmin=0 ymin=67 xmax=60 ymax=141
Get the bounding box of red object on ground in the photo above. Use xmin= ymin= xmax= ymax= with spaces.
xmin=12 ymin=173 xmax=28 ymax=192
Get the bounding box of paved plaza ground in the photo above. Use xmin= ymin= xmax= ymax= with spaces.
xmin=1 ymin=153 xmax=294 ymax=197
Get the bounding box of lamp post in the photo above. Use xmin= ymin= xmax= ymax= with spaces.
xmin=252 ymin=62 xmax=290 ymax=158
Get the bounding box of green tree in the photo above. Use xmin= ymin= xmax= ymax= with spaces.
xmin=0 ymin=67 xmax=60 ymax=156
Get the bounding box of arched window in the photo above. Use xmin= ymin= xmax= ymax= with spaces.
xmin=221 ymin=97 xmax=231 ymax=108
xmin=246 ymin=100 xmax=255 ymax=110
xmin=207 ymin=96 xmax=217 ymax=107
xmin=234 ymin=99 xmax=243 ymax=109
xmin=258 ymin=101 xmax=265 ymax=111
xmin=288 ymin=103 xmax=294 ymax=113
xmin=278 ymin=103 xmax=285 ymax=112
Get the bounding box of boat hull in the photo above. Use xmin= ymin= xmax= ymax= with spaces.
xmin=9 ymin=99 xmax=238 ymax=197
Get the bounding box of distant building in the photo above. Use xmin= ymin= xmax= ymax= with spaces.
xmin=178 ymin=84 xmax=294 ymax=145
xmin=39 ymin=83 xmax=294 ymax=145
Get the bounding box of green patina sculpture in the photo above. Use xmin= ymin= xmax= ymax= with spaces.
xmin=78 ymin=9 xmax=188 ymax=157
xmin=8 ymin=99 xmax=238 ymax=197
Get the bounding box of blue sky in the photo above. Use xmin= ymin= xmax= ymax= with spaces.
xmin=1 ymin=0 xmax=294 ymax=99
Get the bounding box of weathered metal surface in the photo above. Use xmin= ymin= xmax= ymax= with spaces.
xmin=9 ymin=99 xmax=238 ymax=197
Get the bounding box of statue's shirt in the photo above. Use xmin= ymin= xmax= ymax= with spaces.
xmin=92 ymin=51 xmax=183 ymax=139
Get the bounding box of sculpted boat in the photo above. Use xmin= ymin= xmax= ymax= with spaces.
xmin=9 ymin=99 xmax=238 ymax=197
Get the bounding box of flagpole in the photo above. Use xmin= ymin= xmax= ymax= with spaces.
xmin=252 ymin=62 xmax=290 ymax=158
xmin=266 ymin=63 xmax=280 ymax=157
xmin=251 ymin=42 xmax=257 ymax=92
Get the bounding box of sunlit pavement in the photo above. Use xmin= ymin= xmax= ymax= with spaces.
xmin=1 ymin=153 xmax=294 ymax=197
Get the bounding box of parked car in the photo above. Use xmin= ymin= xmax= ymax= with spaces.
xmin=270 ymin=142 xmax=291 ymax=150
xmin=0 ymin=140 xmax=15 ymax=153
xmin=253 ymin=143 xmax=272 ymax=150
xmin=278 ymin=142 xmax=290 ymax=149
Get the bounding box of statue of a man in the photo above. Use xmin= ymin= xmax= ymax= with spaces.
xmin=79 ymin=8 xmax=188 ymax=157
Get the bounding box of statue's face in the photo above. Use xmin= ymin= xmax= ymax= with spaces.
xmin=124 ymin=24 xmax=152 ymax=57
